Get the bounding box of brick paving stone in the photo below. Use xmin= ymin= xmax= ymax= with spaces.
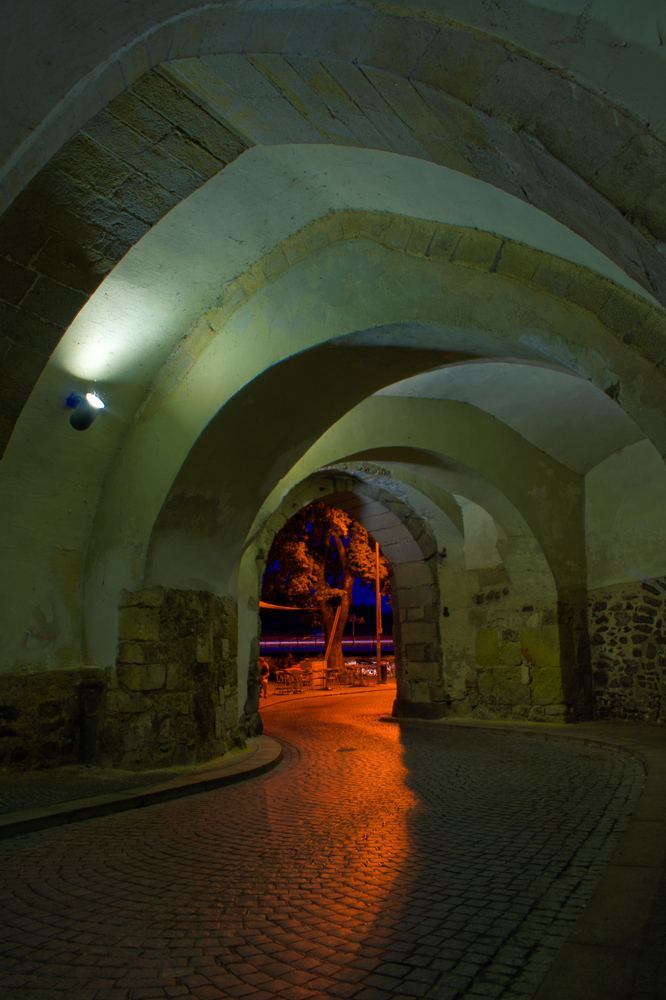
xmin=418 ymin=986 xmax=461 ymax=1000
xmin=276 ymin=987 xmax=319 ymax=1000
xmin=333 ymin=967 xmax=368 ymax=983
xmin=361 ymin=973 xmax=404 ymax=990
xmin=306 ymin=976 xmax=337 ymax=991
xmin=0 ymin=690 xmax=648 ymax=1000
xmin=224 ymin=985 xmax=261 ymax=997
xmin=394 ymin=980 xmax=431 ymax=997
xmin=327 ymin=982 xmax=363 ymax=998
xmin=353 ymin=988 xmax=390 ymax=1000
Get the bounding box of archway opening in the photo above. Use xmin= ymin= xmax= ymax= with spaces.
xmin=257 ymin=498 xmax=393 ymax=698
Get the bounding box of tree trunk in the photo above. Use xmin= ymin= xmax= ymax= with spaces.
xmin=321 ymin=573 xmax=353 ymax=674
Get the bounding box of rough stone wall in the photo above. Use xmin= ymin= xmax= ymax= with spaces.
xmin=588 ymin=576 xmax=666 ymax=722
xmin=102 ymin=586 xmax=243 ymax=769
xmin=0 ymin=67 xmax=247 ymax=456
xmin=394 ymin=558 xmax=443 ymax=716
xmin=0 ymin=666 xmax=105 ymax=770
xmin=442 ymin=567 xmax=570 ymax=721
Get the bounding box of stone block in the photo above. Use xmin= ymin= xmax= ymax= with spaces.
xmin=381 ymin=536 xmax=423 ymax=562
xmin=454 ymin=231 xmax=503 ymax=271
xmin=414 ymin=26 xmax=506 ymax=106
xmin=568 ymin=269 xmax=613 ymax=315
xmin=475 ymin=629 xmax=499 ymax=666
xmin=520 ymin=627 xmax=560 ymax=668
xmin=21 ymin=274 xmax=88 ymax=329
xmin=397 ymin=584 xmax=436 ymax=609
xmin=53 ymin=132 xmax=132 ymax=196
xmin=108 ymin=690 xmax=152 ymax=713
xmin=532 ymin=257 xmax=576 ymax=298
xmin=644 ymin=180 xmax=666 ymax=242
xmin=500 ymin=642 xmax=522 ymax=666
xmin=215 ymin=705 xmax=224 ymax=739
xmin=118 ymin=605 xmax=160 ymax=641
xmin=170 ymin=692 xmax=191 ymax=715
xmin=0 ymin=256 xmax=36 ymax=305
xmin=166 ymin=662 xmax=188 ymax=690
xmin=406 ymin=221 xmax=436 ymax=257
xmin=478 ymin=665 xmax=529 ymax=705
xmin=597 ymin=290 xmax=648 ymax=339
xmin=531 ymin=667 xmax=564 ymax=705
xmin=405 ymin=661 xmax=440 ymax=682
xmin=118 ymin=662 xmax=166 ymax=691
xmin=34 ymin=231 xmax=107 ymax=294
xmin=406 ymin=679 xmax=431 ymax=703
xmin=175 ymin=636 xmax=197 ymax=661
xmin=362 ymin=66 xmax=441 ymax=135
xmin=395 ymin=561 xmax=433 ymax=588
xmin=468 ymin=607 xmax=487 ymax=627
xmin=224 ymin=692 xmax=238 ymax=728
xmin=196 ymin=630 xmax=212 ymax=663
xmin=475 ymin=51 xmax=556 ymax=130
xmin=401 ymin=621 xmax=437 ymax=644
xmin=115 ymin=174 xmax=180 ymax=226
xmin=117 ymin=641 xmax=146 ymax=664
xmin=493 ymin=239 xmax=540 ymax=285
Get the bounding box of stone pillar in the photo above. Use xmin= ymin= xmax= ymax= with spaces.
xmin=102 ymin=586 xmax=243 ymax=769
xmin=392 ymin=559 xmax=445 ymax=719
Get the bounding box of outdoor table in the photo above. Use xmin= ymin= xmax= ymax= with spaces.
xmin=286 ymin=667 xmax=303 ymax=692
xmin=344 ymin=664 xmax=364 ymax=686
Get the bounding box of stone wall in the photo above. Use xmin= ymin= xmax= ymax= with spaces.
xmin=0 ymin=666 xmax=105 ymax=770
xmin=442 ymin=567 xmax=573 ymax=722
xmin=588 ymin=576 xmax=666 ymax=722
xmin=101 ymin=586 xmax=243 ymax=769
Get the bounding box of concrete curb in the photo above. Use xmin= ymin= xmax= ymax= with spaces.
xmin=0 ymin=735 xmax=283 ymax=841
xmin=383 ymin=714 xmax=665 ymax=1000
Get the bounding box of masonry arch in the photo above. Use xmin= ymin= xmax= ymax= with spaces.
xmin=2 ymin=3 xmax=664 ymax=467
xmin=1 ymin=3 xmax=665 ymax=771
xmin=0 ymin=150 xmax=663 ymax=752
xmin=238 ymin=471 xmax=449 ymax=728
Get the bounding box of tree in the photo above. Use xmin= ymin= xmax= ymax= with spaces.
xmin=261 ymin=501 xmax=391 ymax=672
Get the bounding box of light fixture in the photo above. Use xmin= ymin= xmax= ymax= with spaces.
xmin=67 ymin=391 xmax=105 ymax=430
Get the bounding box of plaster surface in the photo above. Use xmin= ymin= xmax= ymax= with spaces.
xmin=586 ymin=439 xmax=666 ymax=588
xmin=378 ymin=362 xmax=647 ymax=474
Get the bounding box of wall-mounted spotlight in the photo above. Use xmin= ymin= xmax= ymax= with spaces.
xmin=67 ymin=391 xmax=105 ymax=431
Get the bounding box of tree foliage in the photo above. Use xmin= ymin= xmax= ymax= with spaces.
xmin=261 ymin=501 xmax=391 ymax=671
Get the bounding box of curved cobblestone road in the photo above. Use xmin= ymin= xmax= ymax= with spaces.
xmin=0 ymin=689 xmax=645 ymax=1000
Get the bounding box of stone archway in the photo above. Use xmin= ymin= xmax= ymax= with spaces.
xmin=240 ymin=471 xmax=444 ymax=729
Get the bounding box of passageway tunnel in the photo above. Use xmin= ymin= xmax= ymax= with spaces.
xmin=0 ymin=1 xmax=664 ymax=771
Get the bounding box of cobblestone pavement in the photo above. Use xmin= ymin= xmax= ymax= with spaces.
xmin=0 ymin=689 xmax=647 ymax=1000
xmin=0 ymin=764 xmax=213 ymax=817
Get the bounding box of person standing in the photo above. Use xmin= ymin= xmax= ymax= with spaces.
xmin=258 ymin=657 xmax=270 ymax=699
